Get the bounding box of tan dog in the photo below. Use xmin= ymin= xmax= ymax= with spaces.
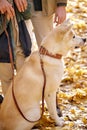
xmin=0 ymin=20 xmax=86 ymax=130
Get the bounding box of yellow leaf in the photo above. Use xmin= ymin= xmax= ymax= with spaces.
xmin=64 ymin=116 xmax=69 ymax=121
xmin=82 ymin=117 xmax=87 ymax=124
xmin=79 ymin=106 xmax=85 ymax=111
xmin=70 ymin=109 xmax=76 ymax=114
xmin=69 ymin=122 xmax=74 ymax=127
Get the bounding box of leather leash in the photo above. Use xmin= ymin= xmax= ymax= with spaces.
xmin=3 ymin=17 xmax=46 ymax=122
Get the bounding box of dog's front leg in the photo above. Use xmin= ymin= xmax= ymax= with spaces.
xmin=45 ymin=91 xmax=64 ymax=126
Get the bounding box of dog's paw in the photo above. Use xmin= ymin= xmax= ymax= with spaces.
xmin=55 ymin=117 xmax=65 ymax=127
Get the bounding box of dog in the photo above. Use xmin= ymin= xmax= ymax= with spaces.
xmin=0 ymin=20 xmax=86 ymax=130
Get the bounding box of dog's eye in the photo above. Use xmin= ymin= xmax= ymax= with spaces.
xmin=73 ymin=36 xmax=75 ymax=39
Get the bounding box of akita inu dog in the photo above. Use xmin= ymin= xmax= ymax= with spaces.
xmin=0 ymin=20 xmax=86 ymax=130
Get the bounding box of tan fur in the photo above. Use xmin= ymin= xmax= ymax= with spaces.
xmin=0 ymin=20 xmax=86 ymax=130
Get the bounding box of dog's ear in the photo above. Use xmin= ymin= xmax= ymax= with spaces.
xmin=60 ymin=19 xmax=73 ymax=32
xmin=65 ymin=24 xmax=73 ymax=32
xmin=63 ymin=19 xmax=70 ymax=25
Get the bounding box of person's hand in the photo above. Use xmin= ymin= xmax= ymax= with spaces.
xmin=0 ymin=0 xmax=15 ymax=20
xmin=54 ymin=6 xmax=66 ymax=26
xmin=14 ymin=0 xmax=28 ymax=12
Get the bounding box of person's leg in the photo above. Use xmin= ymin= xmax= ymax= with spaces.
xmin=0 ymin=63 xmax=13 ymax=95
xmin=27 ymin=0 xmax=53 ymax=46
xmin=0 ymin=47 xmax=25 ymax=97
xmin=31 ymin=13 xmax=53 ymax=46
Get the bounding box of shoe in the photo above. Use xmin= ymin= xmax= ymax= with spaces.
xmin=0 ymin=95 xmax=3 ymax=104
xmin=56 ymin=105 xmax=62 ymax=117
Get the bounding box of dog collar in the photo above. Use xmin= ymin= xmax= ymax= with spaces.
xmin=39 ymin=46 xmax=62 ymax=59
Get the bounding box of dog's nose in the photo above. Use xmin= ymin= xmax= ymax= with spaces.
xmin=83 ymin=38 xmax=86 ymax=43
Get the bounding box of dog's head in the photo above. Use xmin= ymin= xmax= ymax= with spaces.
xmin=42 ymin=19 xmax=86 ymax=56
